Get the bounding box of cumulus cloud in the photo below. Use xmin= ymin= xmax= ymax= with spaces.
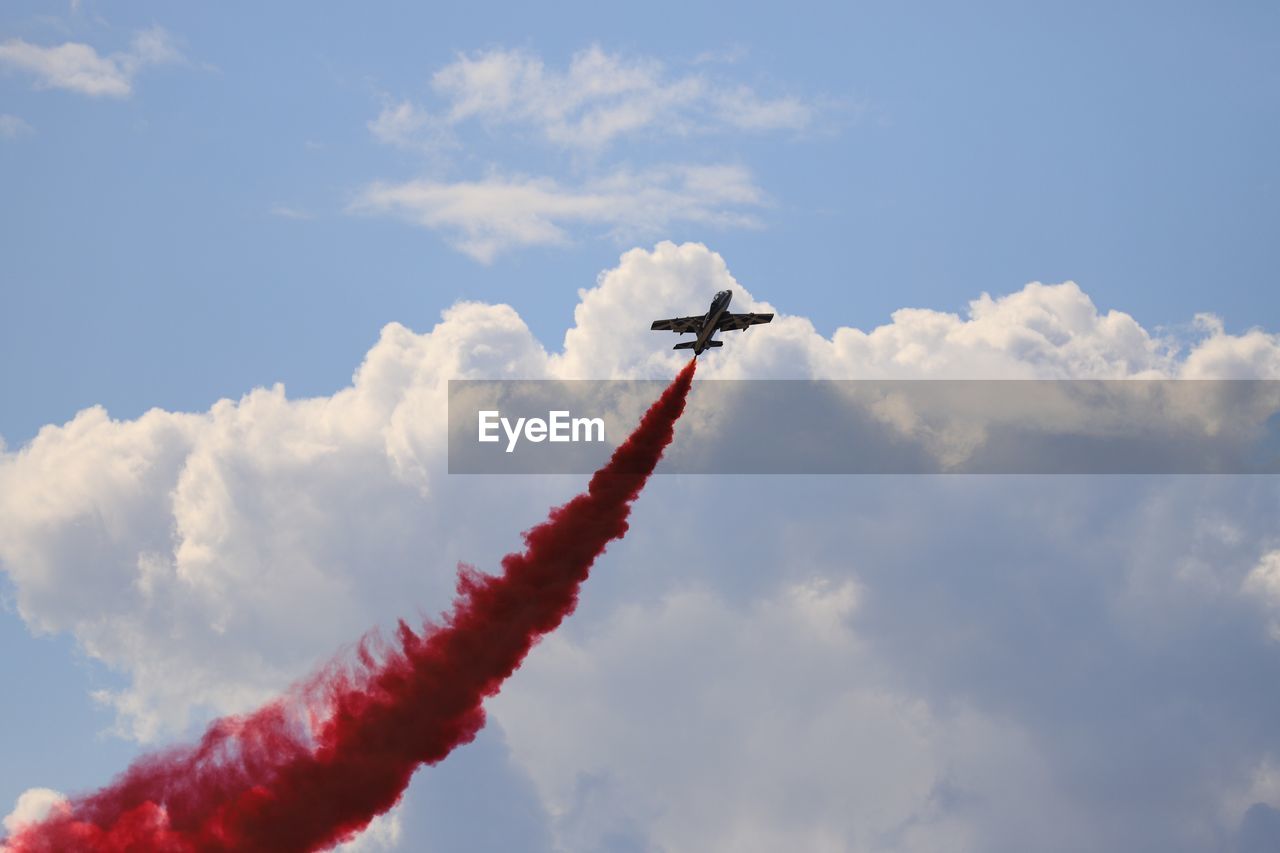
xmin=1181 ymin=314 xmax=1280 ymax=379
xmin=4 ymin=243 xmax=1280 ymax=849
xmin=1243 ymin=551 xmax=1280 ymax=640
xmin=0 ymin=27 xmax=181 ymax=98
xmin=372 ymin=46 xmax=815 ymax=153
xmin=4 ymin=242 xmax=1278 ymax=730
xmin=0 ymin=114 xmax=33 ymax=139
xmin=493 ymin=581 xmax=985 ymax=852
xmin=351 ymin=167 xmax=763 ymax=263
xmin=2 ymin=788 xmax=66 ymax=837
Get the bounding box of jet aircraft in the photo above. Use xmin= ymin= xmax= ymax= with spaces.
xmin=649 ymin=289 xmax=773 ymax=355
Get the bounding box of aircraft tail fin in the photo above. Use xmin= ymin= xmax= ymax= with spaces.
xmin=673 ymin=341 xmax=722 ymax=351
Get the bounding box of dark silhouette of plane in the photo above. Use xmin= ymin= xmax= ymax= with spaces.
xmin=650 ymin=289 xmax=773 ymax=355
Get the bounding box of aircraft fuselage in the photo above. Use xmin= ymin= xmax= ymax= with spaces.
xmin=692 ymin=290 xmax=733 ymax=354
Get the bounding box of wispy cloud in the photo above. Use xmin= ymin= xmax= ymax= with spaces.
xmin=269 ymin=205 xmax=316 ymax=221
xmin=367 ymin=98 xmax=452 ymax=153
xmin=372 ymin=46 xmax=816 ymax=152
xmin=351 ymin=165 xmax=764 ymax=263
xmin=357 ymin=46 xmax=822 ymax=260
xmin=0 ymin=114 xmax=33 ymax=139
xmin=0 ymin=26 xmax=181 ymax=98
xmin=692 ymin=44 xmax=751 ymax=66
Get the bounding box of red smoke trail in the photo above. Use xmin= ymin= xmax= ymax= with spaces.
xmin=6 ymin=359 xmax=697 ymax=853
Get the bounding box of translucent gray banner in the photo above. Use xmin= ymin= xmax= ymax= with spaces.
xmin=448 ymin=380 xmax=1280 ymax=474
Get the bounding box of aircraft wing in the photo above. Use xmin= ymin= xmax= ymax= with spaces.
xmin=650 ymin=315 xmax=705 ymax=334
xmin=717 ymin=312 xmax=774 ymax=332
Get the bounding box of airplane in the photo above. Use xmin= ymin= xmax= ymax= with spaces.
xmin=650 ymin=289 xmax=773 ymax=355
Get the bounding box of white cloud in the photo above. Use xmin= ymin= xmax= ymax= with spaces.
xmin=270 ymin=205 xmax=316 ymax=221
xmin=551 ymin=246 xmax=1186 ymax=381
xmin=363 ymin=46 xmax=823 ymax=261
xmin=378 ymin=46 xmax=815 ymax=153
xmin=3 ymin=244 xmax=1280 ymax=850
xmin=1244 ymin=551 xmax=1280 ymax=604
xmin=0 ymin=27 xmax=181 ymax=98
xmin=0 ymin=114 xmax=33 ymax=139
xmin=6 ymin=243 xmax=1280 ymax=735
xmin=491 ymin=576 xmax=1100 ymax=852
xmin=2 ymin=788 xmax=66 ymax=837
xmin=367 ymin=99 xmax=454 ymax=154
xmin=494 ymin=582 xmax=972 ymax=852
xmin=127 ymin=27 xmax=182 ymax=67
xmin=1243 ymin=550 xmax=1280 ymax=641
xmin=1181 ymin=319 xmax=1280 ymax=379
xmin=692 ymin=45 xmax=751 ymax=66
xmin=351 ymin=167 xmax=764 ymax=263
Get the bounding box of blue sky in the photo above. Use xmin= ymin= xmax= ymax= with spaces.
xmin=3 ymin=2 xmax=1280 ymax=850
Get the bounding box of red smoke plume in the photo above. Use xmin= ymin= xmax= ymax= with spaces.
xmin=6 ymin=359 xmax=697 ymax=853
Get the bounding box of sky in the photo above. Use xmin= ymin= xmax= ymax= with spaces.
xmin=2 ymin=1 xmax=1280 ymax=851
